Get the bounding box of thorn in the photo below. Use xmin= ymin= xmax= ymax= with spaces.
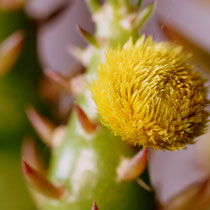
xmin=91 ymin=201 xmax=99 ymax=210
xmin=39 ymin=77 xmax=61 ymax=103
xmin=120 ymin=13 xmax=137 ymax=30
xmin=51 ymin=126 xmax=66 ymax=149
xmin=85 ymin=0 xmax=100 ymax=13
xmin=134 ymin=2 xmax=155 ymax=29
xmin=68 ymin=45 xmax=85 ymax=65
xmin=68 ymin=45 xmax=93 ymax=67
xmin=26 ymin=106 xmax=55 ymax=147
xmin=0 ymin=31 xmax=24 ymax=77
xmin=74 ymin=102 xmax=97 ymax=134
xmin=77 ymin=25 xmax=100 ymax=48
xmin=0 ymin=0 xmax=27 ymax=11
xmin=70 ymin=73 xmax=86 ymax=95
xmin=136 ymin=178 xmax=153 ymax=192
xmin=22 ymin=160 xmax=67 ymax=199
xmin=44 ymin=68 xmax=86 ymax=95
xmin=44 ymin=68 xmax=71 ymax=91
xmin=117 ymin=148 xmax=148 ymax=181
xmin=22 ymin=136 xmax=46 ymax=175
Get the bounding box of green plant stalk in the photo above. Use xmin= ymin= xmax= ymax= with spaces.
xmin=39 ymin=1 xmax=155 ymax=209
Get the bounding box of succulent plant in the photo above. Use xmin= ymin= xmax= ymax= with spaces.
xmin=1 ymin=0 xmax=208 ymax=210
xmin=22 ymin=0 xmax=156 ymax=209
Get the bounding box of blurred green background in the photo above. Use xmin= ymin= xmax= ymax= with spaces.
xmin=0 ymin=10 xmax=44 ymax=210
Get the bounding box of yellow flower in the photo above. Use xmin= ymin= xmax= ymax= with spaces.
xmin=90 ymin=35 xmax=208 ymax=151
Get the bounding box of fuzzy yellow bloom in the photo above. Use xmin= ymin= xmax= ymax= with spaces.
xmin=90 ymin=35 xmax=208 ymax=150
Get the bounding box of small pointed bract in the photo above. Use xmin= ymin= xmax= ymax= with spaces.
xmin=91 ymin=201 xmax=99 ymax=210
xmin=69 ymin=45 xmax=94 ymax=67
xmin=44 ymin=68 xmax=71 ymax=91
xmin=22 ymin=160 xmax=67 ymax=199
xmin=70 ymin=73 xmax=86 ymax=95
xmin=74 ymin=102 xmax=97 ymax=134
xmin=136 ymin=178 xmax=152 ymax=192
xmin=159 ymin=19 xmax=210 ymax=71
xmin=85 ymin=0 xmax=100 ymax=13
xmin=0 ymin=0 xmax=27 ymax=11
xmin=77 ymin=25 xmax=100 ymax=48
xmin=117 ymin=148 xmax=148 ymax=181
xmin=44 ymin=68 xmax=85 ymax=95
xmin=26 ymin=106 xmax=55 ymax=147
xmin=51 ymin=126 xmax=66 ymax=149
xmin=0 ymin=31 xmax=24 ymax=77
xmin=22 ymin=136 xmax=46 ymax=175
xmin=134 ymin=2 xmax=155 ymax=29
xmin=69 ymin=46 xmax=86 ymax=65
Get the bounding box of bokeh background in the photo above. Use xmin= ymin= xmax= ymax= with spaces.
xmin=0 ymin=0 xmax=210 ymax=209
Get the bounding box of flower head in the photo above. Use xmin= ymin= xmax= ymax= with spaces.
xmin=90 ymin=35 xmax=208 ymax=150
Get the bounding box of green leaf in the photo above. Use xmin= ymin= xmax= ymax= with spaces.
xmin=134 ymin=2 xmax=155 ymax=29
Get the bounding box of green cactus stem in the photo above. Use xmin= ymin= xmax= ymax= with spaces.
xmin=23 ymin=1 xmax=156 ymax=209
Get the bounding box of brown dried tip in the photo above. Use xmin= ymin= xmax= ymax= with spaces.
xmin=0 ymin=31 xmax=24 ymax=77
xmin=44 ymin=68 xmax=85 ymax=95
xmin=74 ymin=102 xmax=97 ymax=134
xmin=77 ymin=25 xmax=100 ymax=47
xmin=26 ymin=106 xmax=55 ymax=147
xmin=0 ymin=0 xmax=27 ymax=11
xmin=22 ymin=136 xmax=46 ymax=175
xmin=117 ymin=148 xmax=148 ymax=181
xmin=22 ymin=159 xmax=67 ymax=199
xmin=91 ymin=201 xmax=99 ymax=210
xmin=162 ymin=178 xmax=210 ymax=210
